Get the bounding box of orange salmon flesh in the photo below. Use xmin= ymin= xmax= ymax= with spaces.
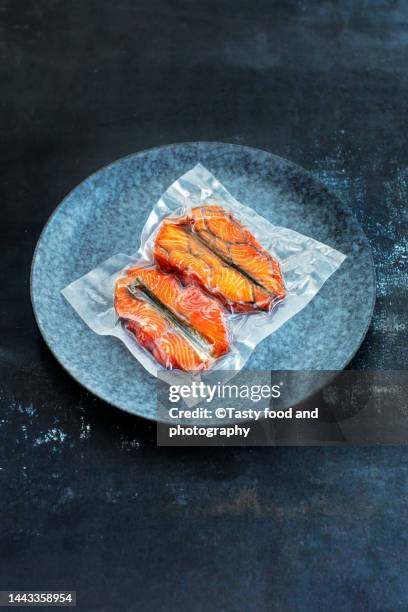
xmin=154 ymin=220 xmax=278 ymax=313
xmin=185 ymin=205 xmax=286 ymax=300
xmin=115 ymin=204 xmax=285 ymax=371
xmin=114 ymin=266 xmax=230 ymax=371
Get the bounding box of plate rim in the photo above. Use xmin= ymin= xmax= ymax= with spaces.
xmin=30 ymin=140 xmax=376 ymax=420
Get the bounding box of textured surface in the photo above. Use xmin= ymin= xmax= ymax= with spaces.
xmin=1 ymin=1 xmax=408 ymax=611
xmin=31 ymin=142 xmax=374 ymax=418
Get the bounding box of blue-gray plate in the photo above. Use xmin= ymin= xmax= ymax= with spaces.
xmin=31 ymin=142 xmax=375 ymax=420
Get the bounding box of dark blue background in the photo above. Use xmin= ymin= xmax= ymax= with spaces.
xmin=1 ymin=1 xmax=407 ymax=610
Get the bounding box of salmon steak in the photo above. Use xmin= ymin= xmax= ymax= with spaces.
xmin=114 ymin=266 xmax=230 ymax=371
xmin=115 ymin=273 xmax=210 ymax=371
xmin=123 ymin=265 xmax=229 ymax=358
xmin=184 ymin=205 xmax=286 ymax=300
xmin=154 ymin=221 xmax=273 ymax=313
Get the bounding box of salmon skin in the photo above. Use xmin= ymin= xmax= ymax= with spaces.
xmin=124 ymin=265 xmax=230 ymax=358
xmin=183 ymin=205 xmax=286 ymax=300
xmin=154 ymin=221 xmax=273 ymax=313
xmin=115 ymin=271 xmax=212 ymax=371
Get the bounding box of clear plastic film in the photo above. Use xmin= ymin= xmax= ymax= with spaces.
xmin=62 ymin=163 xmax=346 ymax=380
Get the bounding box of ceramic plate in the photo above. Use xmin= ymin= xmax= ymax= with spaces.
xmin=31 ymin=142 xmax=375 ymax=419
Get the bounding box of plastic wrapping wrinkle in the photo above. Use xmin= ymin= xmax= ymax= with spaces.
xmin=62 ymin=164 xmax=346 ymax=378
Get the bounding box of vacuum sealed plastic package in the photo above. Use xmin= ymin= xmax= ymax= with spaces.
xmin=62 ymin=163 xmax=346 ymax=379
